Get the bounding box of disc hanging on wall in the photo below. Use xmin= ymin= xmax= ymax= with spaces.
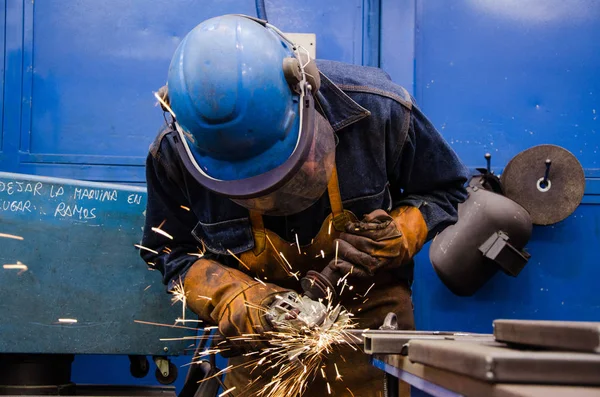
xmin=500 ymin=145 xmax=585 ymax=225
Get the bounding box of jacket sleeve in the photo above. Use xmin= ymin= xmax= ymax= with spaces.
xmin=140 ymin=141 xmax=287 ymax=332
xmin=388 ymin=102 xmax=470 ymax=241
xmin=140 ymin=151 xmax=207 ymax=291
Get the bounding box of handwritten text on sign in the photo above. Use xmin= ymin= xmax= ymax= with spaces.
xmin=0 ymin=180 xmax=144 ymax=221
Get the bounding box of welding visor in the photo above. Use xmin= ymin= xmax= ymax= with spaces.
xmin=174 ymin=91 xmax=336 ymax=216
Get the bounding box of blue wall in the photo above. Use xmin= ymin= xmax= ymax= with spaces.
xmin=408 ymin=0 xmax=600 ymax=332
xmin=1 ymin=0 xmax=381 ymax=183
xmin=2 ymin=0 xmax=600 ymax=391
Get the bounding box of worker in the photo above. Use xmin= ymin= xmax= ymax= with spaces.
xmin=141 ymin=14 xmax=469 ymax=396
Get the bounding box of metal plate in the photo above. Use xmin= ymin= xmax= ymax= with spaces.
xmin=362 ymin=330 xmax=494 ymax=354
xmin=494 ymin=320 xmax=600 ymax=353
xmin=500 ymin=145 xmax=585 ymax=225
xmin=407 ymin=340 xmax=600 ymax=385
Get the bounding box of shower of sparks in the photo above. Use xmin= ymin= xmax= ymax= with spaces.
xmin=364 ymin=283 xmax=375 ymax=297
xmin=219 ymin=386 xmax=236 ymax=397
xmin=152 ymin=227 xmax=174 ymax=240
xmin=334 ymin=363 xmax=342 ymax=380
xmin=58 ymin=318 xmax=78 ymax=324
xmin=321 ymin=250 xmax=325 ymax=259
xmin=339 ymin=279 xmax=348 ymax=296
xmin=154 ymin=91 xmax=176 ymax=118
xmin=197 ymin=295 xmax=212 ymax=301
xmin=295 ymin=233 xmax=302 ymax=255
xmin=175 ymin=318 xmax=203 ymax=324
xmin=334 ymin=240 xmax=339 ymax=266
xmin=3 ymin=262 xmax=28 ymax=273
xmin=159 ymin=331 xmax=218 ymax=343
xmin=174 ymin=292 xmax=358 ymax=397
xmin=144 ymin=285 xmax=152 ymax=291
xmin=265 ymin=235 xmax=292 ymax=275
xmin=337 ymin=269 xmax=351 ymax=287
xmin=188 ymin=240 xmax=207 ymax=258
xmin=134 ymin=244 xmax=158 ymax=254
xmin=328 ymin=219 xmax=332 ymax=235
xmin=0 ymin=233 xmax=24 ymax=240
xmin=180 ymin=205 xmax=191 ymax=211
xmin=136 ymin=243 xmax=362 ymax=397
xmin=254 ymin=277 xmax=267 ymax=286
xmin=346 ymin=387 xmax=356 ymax=397
xmin=134 ymin=320 xmax=200 ymax=331
xmin=247 ymin=290 xmax=356 ymax=397
xmin=169 ymin=277 xmax=187 ymax=322
xmin=227 ymin=249 xmax=250 ymax=270
xmin=279 ymin=252 xmax=293 ymax=269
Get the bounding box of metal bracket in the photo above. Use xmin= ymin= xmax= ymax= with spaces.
xmin=478 ymin=231 xmax=530 ymax=277
xmin=153 ymin=356 xmax=170 ymax=378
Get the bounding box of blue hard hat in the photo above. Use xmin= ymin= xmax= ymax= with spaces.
xmin=166 ymin=14 xmax=334 ymax=216
xmin=168 ymin=15 xmax=313 ymax=196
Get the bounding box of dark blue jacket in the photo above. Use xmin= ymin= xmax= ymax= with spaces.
xmin=141 ymin=60 xmax=470 ymax=289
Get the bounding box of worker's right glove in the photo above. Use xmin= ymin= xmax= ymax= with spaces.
xmin=184 ymin=258 xmax=288 ymax=349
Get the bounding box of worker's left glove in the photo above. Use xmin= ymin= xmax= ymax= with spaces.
xmin=330 ymin=206 xmax=428 ymax=278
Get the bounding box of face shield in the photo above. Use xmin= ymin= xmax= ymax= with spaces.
xmin=173 ymin=85 xmax=336 ymax=216
xmin=232 ymin=112 xmax=335 ymax=216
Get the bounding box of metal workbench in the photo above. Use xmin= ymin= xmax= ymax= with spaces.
xmin=372 ymin=354 xmax=600 ymax=397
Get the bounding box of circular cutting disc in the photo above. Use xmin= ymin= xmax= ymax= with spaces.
xmin=500 ymin=144 xmax=585 ymax=225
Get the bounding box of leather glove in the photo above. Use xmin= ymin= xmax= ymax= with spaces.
xmin=184 ymin=259 xmax=288 ymax=343
xmin=330 ymin=206 xmax=428 ymax=278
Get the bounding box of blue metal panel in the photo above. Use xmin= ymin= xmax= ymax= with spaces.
xmin=380 ymin=0 xmax=416 ymax=94
xmin=0 ymin=0 xmax=5 ymax=153
xmin=362 ymin=0 xmax=381 ymax=67
xmin=2 ymin=0 xmax=24 ymax=172
xmin=261 ymin=0 xmax=365 ymax=64
xmin=70 ymin=355 xmax=194 ymax=391
xmin=414 ymin=205 xmax=600 ymax=332
xmin=2 ymin=0 xmax=369 ymax=183
xmin=0 ymin=172 xmax=194 ymax=355
xmin=414 ymin=0 xmax=600 ymax=174
xmin=403 ymin=0 xmax=600 ymax=333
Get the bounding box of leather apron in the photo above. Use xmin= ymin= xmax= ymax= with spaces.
xmin=224 ymin=166 xmax=415 ymax=397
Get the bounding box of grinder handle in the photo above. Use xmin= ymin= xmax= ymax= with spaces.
xmin=300 ymin=267 xmax=343 ymax=302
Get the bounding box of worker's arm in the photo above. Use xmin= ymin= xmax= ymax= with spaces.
xmin=388 ymin=102 xmax=470 ymax=241
xmin=140 ymin=149 xmax=205 ymax=290
xmin=141 ymin=141 xmax=287 ymax=338
xmin=329 ymin=100 xmax=469 ymax=278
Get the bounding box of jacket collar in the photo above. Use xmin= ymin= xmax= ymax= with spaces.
xmin=315 ymin=71 xmax=371 ymax=132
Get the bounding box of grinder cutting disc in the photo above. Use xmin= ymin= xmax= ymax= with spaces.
xmin=500 ymin=145 xmax=585 ymax=225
